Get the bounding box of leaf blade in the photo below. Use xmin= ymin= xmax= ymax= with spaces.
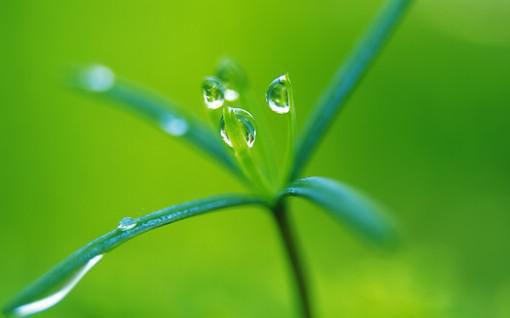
xmin=74 ymin=71 xmax=240 ymax=176
xmin=4 ymin=194 xmax=268 ymax=315
xmin=292 ymin=0 xmax=412 ymax=178
xmin=283 ymin=177 xmax=395 ymax=244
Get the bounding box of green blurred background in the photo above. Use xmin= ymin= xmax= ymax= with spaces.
xmin=1 ymin=0 xmax=509 ymax=317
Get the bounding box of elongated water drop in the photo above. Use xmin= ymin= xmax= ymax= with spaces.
xmin=266 ymin=74 xmax=292 ymax=114
xmin=220 ymin=108 xmax=256 ymax=148
xmin=118 ymin=217 xmax=137 ymax=231
xmin=11 ymin=255 xmax=104 ymax=317
xmin=80 ymin=64 xmax=115 ymax=92
xmin=202 ymin=76 xmax=225 ymax=109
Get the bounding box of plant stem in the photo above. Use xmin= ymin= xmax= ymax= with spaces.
xmin=273 ymin=200 xmax=312 ymax=318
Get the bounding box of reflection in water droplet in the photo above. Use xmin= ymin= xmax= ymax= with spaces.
xmin=161 ymin=116 xmax=189 ymax=136
xmin=118 ymin=217 xmax=137 ymax=231
xmin=266 ymin=74 xmax=291 ymax=114
xmin=202 ymin=77 xmax=225 ymax=110
xmin=12 ymin=255 xmax=104 ymax=317
xmin=220 ymin=108 xmax=256 ymax=148
xmin=81 ymin=65 xmax=115 ymax=92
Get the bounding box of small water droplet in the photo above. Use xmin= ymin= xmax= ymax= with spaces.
xmin=118 ymin=217 xmax=137 ymax=231
xmin=266 ymin=74 xmax=291 ymax=114
xmin=12 ymin=255 xmax=104 ymax=317
xmin=220 ymin=108 xmax=256 ymax=148
xmin=80 ymin=64 xmax=115 ymax=92
xmin=202 ymin=77 xmax=225 ymax=110
xmin=216 ymin=59 xmax=246 ymax=102
xmin=224 ymin=89 xmax=239 ymax=102
xmin=161 ymin=116 xmax=189 ymax=136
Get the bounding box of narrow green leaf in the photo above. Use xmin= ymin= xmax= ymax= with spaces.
xmin=292 ymin=0 xmax=412 ymax=178
xmin=4 ymin=195 xmax=268 ymax=316
xmin=283 ymin=177 xmax=395 ymax=244
xmin=73 ymin=67 xmax=239 ymax=176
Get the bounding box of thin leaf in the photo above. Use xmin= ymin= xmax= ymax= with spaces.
xmin=283 ymin=177 xmax=395 ymax=244
xmin=73 ymin=67 xmax=240 ymax=176
xmin=292 ymin=0 xmax=412 ymax=178
xmin=4 ymin=195 xmax=268 ymax=315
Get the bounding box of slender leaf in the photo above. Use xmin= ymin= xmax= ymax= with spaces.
xmin=292 ymin=0 xmax=412 ymax=178
xmin=74 ymin=70 xmax=240 ymax=176
xmin=283 ymin=177 xmax=395 ymax=244
xmin=4 ymin=194 xmax=268 ymax=315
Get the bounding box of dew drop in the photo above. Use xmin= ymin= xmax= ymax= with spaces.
xmin=216 ymin=59 xmax=246 ymax=102
xmin=266 ymin=74 xmax=291 ymax=114
xmin=118 ymin=217 xmax=137 ymax=231
xmin=80 ymin=64 xmax=115 ymax=92
xmin=12 ymin=255 xmax=104 ymax=317
xmin=220 ymin=108 xmax=256 ymax=148
xmin=202 ymin=76 xmax=225 ymax=110
xmin=224 ymin=89 xmax=239 ymax=102
xmin=161 ymin=116 xmax=189 ymax=136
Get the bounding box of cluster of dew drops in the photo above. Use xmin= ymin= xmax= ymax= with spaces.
xmin=202 ymin=72 xmax=292 ymax=149
xmin=76 ymin=64 xmax=293 ymax=233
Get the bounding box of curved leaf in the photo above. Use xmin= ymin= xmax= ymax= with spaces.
xmin=283 ymin=177 xmax=395 ymax=244
xmin=4 ymin=195 xmax=268 ymax=316
xmin=292 ymin=0 xmax=412 ymax=178
xmin=73 ymin=68 xmax=240 ymax=176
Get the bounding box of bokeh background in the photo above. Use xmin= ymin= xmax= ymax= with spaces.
xmin=1 ymin=0 xmax=509 ymax=317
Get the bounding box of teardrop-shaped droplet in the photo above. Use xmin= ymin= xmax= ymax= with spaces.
xmin=11 ymin=255 xmax=104 ymax=317
xmin=266 ymin=74 xmax=291 ymax=114
xmin=216 ymin=59 xmax=247 ymax=102
xmin=202 ymin=77 xmax=225 ymax=110
xmin=220 ymin=108 xmax=256 ymax=148
xmin=80 ymin=64 xmax=115 ymax=92
xmin=118 ymin=217 xmax=137 ymax=231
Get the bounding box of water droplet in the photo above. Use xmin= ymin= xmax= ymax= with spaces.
xmin=202 ymin=77 xmax=225 ymax=110
xmin=161 ymin=116 xmax=188 ymax=136
xmin=224 ymin=89 xmax=239 ymax=102
xmin=118 ymin=217 xmax=137 ymax=231
xmin=220 ymin=108 xmax=256 ymax=148
xmin=266 ymin=74 xmax=291 ymax=114
xmin=12 ymin=255 xmax=104 ymax=317
xmin=80 ymin=64 xmax=115 ymax=92
xmin=216 ymin=59 xmax=246 ymax=102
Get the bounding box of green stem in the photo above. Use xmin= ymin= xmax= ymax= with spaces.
xmin=273 ymin=200 xmax=312 ymax=318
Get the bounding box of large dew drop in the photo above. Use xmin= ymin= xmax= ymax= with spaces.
xmin=220 ymin=108 xmax=256 ymax=148
xmin=80 ymin=64 xmax=115 ymax=92
xmin=12 ymin=255 xmax=104 ymax=317
xmin=266 ymin=74 xmax=291 ymax=114
xmin=202 ymin=77 xmax=225 ymax=110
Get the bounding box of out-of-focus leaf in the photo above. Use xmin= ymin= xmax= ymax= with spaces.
xmin=283 ymin=177 xmax=395 ymax=244
xmin=292 ymin=0 xmax=412 ymax=178
xmin=73 ymin=66 xmax=239 ymax=176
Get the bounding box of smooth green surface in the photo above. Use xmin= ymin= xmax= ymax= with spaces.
xmin=1 ymin=0 xmax=510 ymax=317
